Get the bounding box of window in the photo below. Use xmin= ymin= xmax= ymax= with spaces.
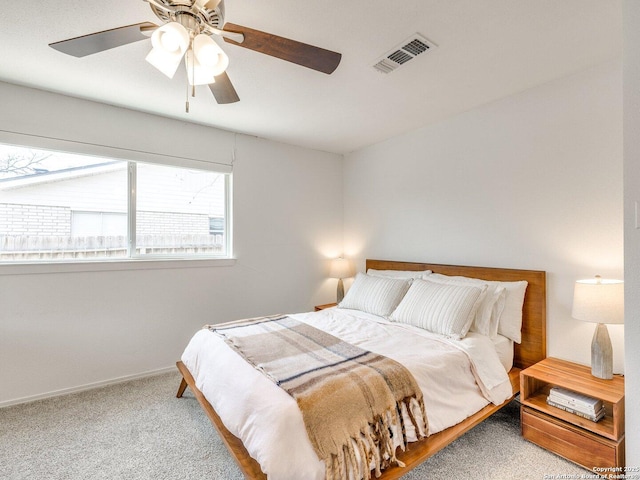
xmin=71 ymin=212 xmax=128 ymax=237
xmin=0 ymin=144 xmax=231 ymax=262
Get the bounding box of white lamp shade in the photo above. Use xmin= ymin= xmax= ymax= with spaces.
xmin=146 ymin=47 xmax=183 ymax=78
xmin=151 ymin=22 xmax=189 ymax=55
xmin=185 ymin=50 xmax=214 ymax=85
xmin=572 ymin=277 xmax=624 ymax=324
xmin=146 ymin=22 xmax=190 ymax=79
xmin=329 ymin=258 xmax=354 ymax=279
xmin=194 ymin=35 xmax=228 ymax=72
xmin=186 ymin=35 xmax=229 ymax=85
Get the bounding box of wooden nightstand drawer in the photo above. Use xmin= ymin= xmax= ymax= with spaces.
xmin=522 ymin=407 xmax=624 ymax=470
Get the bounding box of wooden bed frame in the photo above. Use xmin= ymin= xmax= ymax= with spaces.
xmin=176 ymin=259 xmax=547 ymax=480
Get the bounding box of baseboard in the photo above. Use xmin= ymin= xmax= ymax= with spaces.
xmin=0 ymin=365 xmax=177 ymax=409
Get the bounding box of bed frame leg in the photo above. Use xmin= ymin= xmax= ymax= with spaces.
xmin=176 ymin=377 xmax=188 ymax=398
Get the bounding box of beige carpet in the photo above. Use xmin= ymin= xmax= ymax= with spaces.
xmin=0 ymin=371 xmax=588 ymax=479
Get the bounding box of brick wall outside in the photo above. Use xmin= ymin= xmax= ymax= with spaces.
xmin=0 ymin=203 xmax=214 ymax=237
xmin=137 ymin=210 xmax=210 ymax=236
xmin=0 ymin=203 xmax=71 ymax=235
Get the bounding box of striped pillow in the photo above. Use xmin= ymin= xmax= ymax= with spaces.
xmin=390 ymin=278 xmax=487 ymax=339
xmin=426 ymin=273 xmax=505 ymax=338
xmin=338 ymin=273 xmax=411 ymax=317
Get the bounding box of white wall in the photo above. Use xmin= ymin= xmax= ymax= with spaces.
xmin=344 ymin=61 xmax=624 ymax=372
xmin=0 ymin=82 xmax=343 ymax=405
xmin=623 ymin=0 xmax=640 ymax=466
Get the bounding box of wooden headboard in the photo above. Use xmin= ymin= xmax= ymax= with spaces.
xmin=366 ymin=259 xmax=547 ymax=369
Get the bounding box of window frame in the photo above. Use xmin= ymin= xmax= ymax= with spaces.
xmin=0 ymin=145 xmax=234 ymax=269
xmin=128 ymin=161 xmax=233 ymax=261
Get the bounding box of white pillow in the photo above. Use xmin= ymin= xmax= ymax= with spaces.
xmin=497 ymin=280 xmax=528 ymax=343
xmin=427 ymin=273 xmax=505 ymax=338
xmin=488 ymin=288 xmax=507 ymax=338
xmin=390 ymin=278 xmax=487 ymax=339
xmin=367 ymin=268 xmax=432 ymax=279
xmin=338 ymin=273 xmax=411 ymax=317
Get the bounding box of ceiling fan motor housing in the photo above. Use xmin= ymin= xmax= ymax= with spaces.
xmin=149 ymin=0 xmax=225 ymax=32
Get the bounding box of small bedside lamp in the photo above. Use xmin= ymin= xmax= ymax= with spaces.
xmin=329 ymin=257 xmax=354 ymax=303
xmin=571 ymin=276 xmax=624 ymax=380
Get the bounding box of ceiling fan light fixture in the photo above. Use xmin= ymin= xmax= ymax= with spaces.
xmin=151 ymin=22 xmax=189 ymax=54
xmin=146 ymin=46 xmax=183 ymax=78
xmin=146 ymin=22 xmax=190 ymax=78
xmin=186 ymin=49 xmax=227 ymax=85
xmin=193 ymin=34 xmax=229 ymax=72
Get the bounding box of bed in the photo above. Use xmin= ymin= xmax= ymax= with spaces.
xmin=176 ymin=259 xmax=547 ymax=479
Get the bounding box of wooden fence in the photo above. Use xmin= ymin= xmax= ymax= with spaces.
xmin=0 ymin=234 xmax=224 ymax=260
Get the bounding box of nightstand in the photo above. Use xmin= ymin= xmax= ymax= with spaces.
xmin=314 ymin=303 xmax=337 ymax=311
xmin=520 ymin=357 xmax=625 ymax=471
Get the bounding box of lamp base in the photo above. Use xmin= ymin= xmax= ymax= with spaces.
xmin=337 ymin=278 xmax=344 ymax=303
xmin=591 ymin=323 xmax=613 ymax=380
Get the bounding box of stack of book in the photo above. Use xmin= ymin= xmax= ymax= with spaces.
xmin=546 ymin=386 xmax=606 ymax=422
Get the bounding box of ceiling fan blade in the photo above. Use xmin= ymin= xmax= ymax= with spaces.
xmin=222 ymin=23 xmax=341 ymax=74
xmin=209 ymin=72 xmax=240 ymax=104
xmin=49 ymin=22 xmax=158 ymax=57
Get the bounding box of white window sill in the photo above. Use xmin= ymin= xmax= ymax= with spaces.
xmin=0 ymin=257 xmax=236 ymax=276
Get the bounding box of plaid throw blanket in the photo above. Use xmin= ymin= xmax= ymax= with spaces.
xmin=209 ymin=315 xmax=428 ymax=480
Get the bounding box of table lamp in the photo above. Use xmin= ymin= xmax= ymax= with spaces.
xmin=571 ymin=276 xmax=624 ymax=379
xmin=329 ymin=257 xmax=354 ymax=303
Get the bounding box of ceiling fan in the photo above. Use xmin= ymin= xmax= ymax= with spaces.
xmin=49 ymin=0 xmax=342 ymax=108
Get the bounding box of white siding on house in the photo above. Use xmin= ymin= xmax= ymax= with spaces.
xmin=0 ymin=166 xmax=128 ymax=212
xmin=136 ymin=163 xmax=225 ymax=217
xmin=0 ymin=162 xmax=226 ymax=217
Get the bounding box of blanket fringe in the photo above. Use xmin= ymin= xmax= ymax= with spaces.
xmin=324 ymin=397 xmax=427 ymax=480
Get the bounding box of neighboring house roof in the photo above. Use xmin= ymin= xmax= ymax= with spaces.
xmin=0 ymin=161 xmax=125 ymax=191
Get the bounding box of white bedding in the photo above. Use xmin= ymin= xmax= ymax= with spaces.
xmin=181 ymin=307 xmax=513 ymax=480
xmin=492 ymin=334 xmax=515 ymax=372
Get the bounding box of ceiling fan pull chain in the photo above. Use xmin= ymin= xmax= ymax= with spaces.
xmin=191 ymin=40 xmax=196 ymax=99
xmin=185 ymin=75 xmax=190 ymax=113
xmin=185 ymin=39 xmax=196 ymax=113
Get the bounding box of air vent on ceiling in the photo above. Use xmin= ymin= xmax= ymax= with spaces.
xmin=372 ymin=33 xmax=437 ymax=74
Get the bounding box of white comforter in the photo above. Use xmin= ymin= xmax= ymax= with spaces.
xmin=181 ymin=307 xmax=513 ymax=480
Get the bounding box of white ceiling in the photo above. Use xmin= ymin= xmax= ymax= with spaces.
xmin=0 ymin=0 xmax=622 ymax=154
